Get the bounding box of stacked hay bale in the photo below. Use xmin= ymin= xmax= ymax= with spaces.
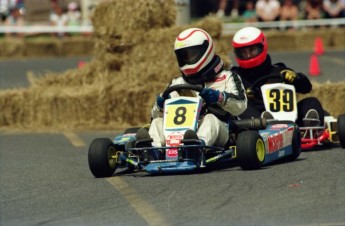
xmin=0 ymin=0 xmax=344 ymax=130
xmin=0 ymin=0 xmax=228 ymax=130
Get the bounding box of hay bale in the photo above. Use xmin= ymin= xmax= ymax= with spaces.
xmin=298 ymin=81 xmax=345 ymax=117
xmin=0 ymin=39 xmax=25 ymax=58
xmin=0 ymin=0 xmax=344 ymax=131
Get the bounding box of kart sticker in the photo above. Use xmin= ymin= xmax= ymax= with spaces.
xmin=267 ymin=127 xmax=294 ymax=153
xmin=166 ymin=132 xmax=184 ymax=157
xmin=271 ymin=124 xmax=289 ymax=130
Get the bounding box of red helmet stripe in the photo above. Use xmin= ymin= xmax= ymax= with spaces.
xmin=177 ymin=29 xmax=209 ymax=41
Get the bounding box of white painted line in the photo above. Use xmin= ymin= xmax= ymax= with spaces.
xmin=63 ymin=131 xmax=86 ymax=147
xmin=106 ymin=177 xmax=170 ymax=226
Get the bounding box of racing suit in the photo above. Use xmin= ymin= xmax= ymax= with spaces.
xmin=231 ymin=55 xmax=312 ymax=120
xmin=149 ymin=69 xmax=247 ymax=148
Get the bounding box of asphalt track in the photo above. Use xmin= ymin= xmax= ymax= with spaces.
xmin=0 ymin=50 xmax=345 ymax=226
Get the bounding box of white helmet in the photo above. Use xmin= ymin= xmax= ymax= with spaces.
xmin=174 ymin=28 xmax=215 ymax=76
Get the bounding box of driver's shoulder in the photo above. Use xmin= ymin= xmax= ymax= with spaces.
xmin=171 ymin=76 xmax=187 ymax=85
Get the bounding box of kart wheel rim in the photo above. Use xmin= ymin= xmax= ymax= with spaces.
xmin=256 ymin=139 xmax=265 ymax=162
xmin=107 ymin=146 xmax=117 ymax=169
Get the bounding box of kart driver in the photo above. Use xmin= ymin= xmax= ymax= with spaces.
xmin=231 ymin=26 xmax=324 ymax=127
xmin=136 ymin=28 xmax=247 ymax=159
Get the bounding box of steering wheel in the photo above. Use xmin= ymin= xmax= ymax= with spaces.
xmin=162 ymin=84 xmax=203 ymax=99
xmin=247 ymin=74 xmax=284 ymax=98
xmin=162 ymin=84 xmax=233 ymax=122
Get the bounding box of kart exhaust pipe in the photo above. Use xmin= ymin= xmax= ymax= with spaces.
xmin=233 ymin=118 xmax=267 ymax=131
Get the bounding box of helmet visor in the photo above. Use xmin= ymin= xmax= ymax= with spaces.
xmin=234 ymin=44 xmax=263 ymax=60
xmin=175 ymin=40 xmax=209 ymax=67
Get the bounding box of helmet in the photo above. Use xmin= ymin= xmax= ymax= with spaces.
xmin=174 ymin=28 xmax=215 ymax=76
xmin=232 ymin=27 xmax=268 ymax=69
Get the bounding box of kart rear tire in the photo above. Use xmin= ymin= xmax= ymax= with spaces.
xmin=237 ymin=131 xmax=265 ymax=170
xmin=338 ymin=114 xmax=345 ymax=148
xmin=289 ymin=125 xmax=301 ymax=160
xmin=297 ymin=97 xmax=324 ymax=127
xmin=88 ymin=138 xmax=118 ymax=178
xmin=124 ymin=127 xmax=141 ymax=134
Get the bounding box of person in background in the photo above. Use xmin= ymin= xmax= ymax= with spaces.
xmin=0 ymin=0 xmax=10 ymax=25
xmin=242 ymin=0 xmax=257 ymax=22
xmin=66 ymin=1 xmax=81 ymax=27
xmin=280 ymin=0 xmax=299 ymax=30
xmin=5 ymin=0 xmax=25 ymax=38
xmin=136 ymin=28 xmax=247 ymax=162
xmin=50 ymin=1 xmax=67 ymax=37
xmin=216 ymin=0 xmax=239 ymax=19
xmin=305 ymin=0 xmax=324 ymax=19
xmin=323 ymin=0 xmax=345 ymax=18
xmin=255 ymin=0 xmax=281 ymax=22
xmin=230 ymin=26 xmax=325 ymax=127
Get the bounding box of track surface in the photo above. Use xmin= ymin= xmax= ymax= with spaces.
xmin=1 ymin=50 xmax=345 ymax=226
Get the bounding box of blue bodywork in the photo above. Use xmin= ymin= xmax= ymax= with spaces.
xmin=112 ymin=121 xmax=297 ymax=174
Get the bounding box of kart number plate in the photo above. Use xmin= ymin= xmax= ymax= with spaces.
xmin=164 ymin=97 xmax=201 ymax=130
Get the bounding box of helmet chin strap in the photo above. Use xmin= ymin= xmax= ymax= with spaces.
xmin=182 ymin=55 xmax=224 ymax=85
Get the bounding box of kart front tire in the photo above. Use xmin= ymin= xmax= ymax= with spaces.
xmin=338 ymin=114 xmax=345 ymax=148
xmin=88 ymin=138 xmax=118 ymax=178
xmin=237 ymin=131 xmax=265 ymax=170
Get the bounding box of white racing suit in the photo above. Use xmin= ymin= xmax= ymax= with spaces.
xmin=149 ymin=70 xmax=247 ymax=147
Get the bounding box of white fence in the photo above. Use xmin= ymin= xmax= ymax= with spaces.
xmin=0 ymin=18 xmax=344 ymax=35
xmin=222 ymin=18 xmax=345 ymax=35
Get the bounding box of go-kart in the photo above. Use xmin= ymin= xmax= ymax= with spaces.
xmin=88 ymin=84 xmax=301 ymax=177
xmin=247 ymin=75 xmax=345 ymax=150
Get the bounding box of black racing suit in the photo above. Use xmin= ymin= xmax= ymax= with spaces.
xmin=231 ymin=55 xmax=314 ymax=124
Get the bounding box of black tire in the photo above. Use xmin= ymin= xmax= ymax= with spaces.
xmin=124 ymin=127 xmax=141 ymax=134
xmin=289 ymin=125 xmax=301 ymax=160
xmin=88 ymin=138 xmax=118 ymax=178
xmin=297 ymin=97 xmax=324 ymax=127
xmin=236 ymin=131 xmax=265 ymax=170
xmin=338 ymin=114 xmax=345 ymax=148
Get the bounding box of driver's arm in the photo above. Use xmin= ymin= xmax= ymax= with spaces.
xmin=151 ymin=77 xmax=184 ymax=119
xmin=220 ymin=71 xmax=247 ymax=116
xmin=292 ymin=72 xmax=312 ymax=94
xmin=280 ymin=68 xmax=312 ymax=94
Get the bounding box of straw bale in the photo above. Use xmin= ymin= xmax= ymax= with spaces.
xmin=298 ymin=81 xmax=345 ymax=117
xmin=0 ymin=0 xmax=344 ymax=131
xmin=92 ymin=0 xmax=176 ymax=38
xmin=0 ymin=39 xmax=25 ymax=57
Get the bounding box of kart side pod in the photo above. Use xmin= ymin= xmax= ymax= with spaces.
xmin=233 ymin=118 xmax=267 ymax=131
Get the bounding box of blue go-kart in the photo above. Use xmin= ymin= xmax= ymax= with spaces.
xmin=88 ymin=84 xmax=301 ymax=177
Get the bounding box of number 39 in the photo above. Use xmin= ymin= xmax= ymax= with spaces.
xmin=269 ymin=89 xmax=294 ymax=112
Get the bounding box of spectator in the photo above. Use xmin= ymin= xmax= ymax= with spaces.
xmin=50 ymin=1 xmax=68 ymax=37
xmin=255 ymin=0 xmax=281 ymax=22
xmin=66 ymin=1 xmax=81 ymax=27
xmin=5 ymin=0 xmax=25 ymax=38
xmin=305 ymin=0 xmax=324 ymax=19
xmin=280 ymin=0 xmax=299 ymax=20
xmin=323 ymin=0 xmax=345 ymax=18
xmin=216 ymin=0 xmax=239 ymax=19
xmin=280 ymin=0 xmax=299 ymax=30
xmin=242 ymin=0 xmax=257 ymax=22
xmin=0 ymin=0 xmax=9 ymax=25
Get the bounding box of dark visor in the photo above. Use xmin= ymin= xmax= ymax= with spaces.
xmin=175 ymin=40 xmax=209 ymax=67
xmin=234 ymin=44 xmax=263 ymax=60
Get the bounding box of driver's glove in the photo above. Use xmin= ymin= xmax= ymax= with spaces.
xmin=280 ymin=69 xmax=297 ymax=83
xmin=156 ymin=95 xmax=170 ymax=110
xmin=246 ymin=88 xmax=255 ymax=100
xmin=199 ymin=88 xmax=224 ymax=106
